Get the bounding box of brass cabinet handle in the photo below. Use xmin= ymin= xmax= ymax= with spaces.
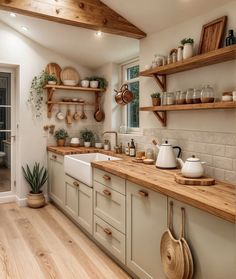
xmin=52 ymin=154 xmax=57 ymax=160
xmin=103 ymin=174 xmax=111 ymax=181
xmin=103 ymin=189 xmax=111 ymax=196
xmin=103 ymin=228 xmax=112 ymax=235
xmin=138 ymin=190 xmax=149 ymax=197
xmin=73 ymin=181 xmax=79 ymax=187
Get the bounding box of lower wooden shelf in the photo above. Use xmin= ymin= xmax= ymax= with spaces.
xmin=140 ymin=101 xmax=236 ymax=126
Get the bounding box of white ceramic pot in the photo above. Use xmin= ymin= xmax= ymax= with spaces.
xmin=104 ymin=144 xmax=110 ymax=151
xmin=81 ymin=80 xmax=90 ymax=88
xmin=84 ymin=142 xmax=91 ymax=147
xmin=95 ymin=142 xmax=103 ymax=149
xmin=90 ymin=80 xmax=99 ymax=88
xmin=183 ymin=43 xmax=193 ymax=59
xmin=177 ymin=155 xmax=206 ymax=178
xmin=48 ymin=81 xmax=57 ymax=85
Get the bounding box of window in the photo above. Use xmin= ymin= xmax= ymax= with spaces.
xmin=122 ymin=60 xmax=140 ymax=131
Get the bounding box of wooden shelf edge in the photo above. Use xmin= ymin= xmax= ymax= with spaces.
xmin=140 ymin=101 xmax=236 ymax=112
xmin=44 ymin=84 xmax=105 ymax=92
xmin=140 ymin=45 xmax=236 ymax=77
xmin=47 ymin=101 xmax=95 ymax=106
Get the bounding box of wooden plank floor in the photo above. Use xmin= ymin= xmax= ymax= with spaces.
xmin=0 ymin=202 xmax=131 ymax=279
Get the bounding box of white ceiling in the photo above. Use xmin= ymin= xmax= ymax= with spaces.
xmin=0 ymin=0 xmax=232 ymax=69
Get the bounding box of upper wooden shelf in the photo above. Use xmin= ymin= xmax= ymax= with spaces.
xmin=140 ymin=45 xmax=236 ymax=77
xmin=44 ymin=84 xmax=104 ymax=92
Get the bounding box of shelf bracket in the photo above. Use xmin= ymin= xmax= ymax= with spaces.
xmin=152 ymin=74 xmax=166 ymax=92
xmin=153 ymin=111 xmax=167 ymax=127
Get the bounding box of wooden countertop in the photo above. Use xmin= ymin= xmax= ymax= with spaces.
xmin=47 ymin=146 xmax=236 ymax=223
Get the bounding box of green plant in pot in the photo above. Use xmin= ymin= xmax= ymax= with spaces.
xmin=151 ymin=92 xmax=161 ymax=106
xmin=45 ymin=72 xmax=57 ymax=85
xmin=54 ymin=128 xmax=68 ymax=146
xmin=89 ymin=76 xmax=108 ymax=89
xmin=80 ymin=129 xmax=94 ymax=147
xmin=22 ymin=163 xmax=48 ymax=208
xmin=181 ymin=38 xmax=194 ymax=59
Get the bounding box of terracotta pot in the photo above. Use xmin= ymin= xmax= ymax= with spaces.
xmin=152 ymin=97 xmax=161 ymax=106
xmin=57 ymin=139 xmax=66 ymax=146
xmin=27 ymin=192 xmax=45 ymax=208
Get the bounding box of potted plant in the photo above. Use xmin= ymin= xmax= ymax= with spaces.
xmin=80 ymin=129 xmax=94 ymax=147
xmin=181 ymin=38 xmax=194 ymax=59
xmin=54 ymin=128 xmax=68 ymax=146
xmin=45 ymin=72 xmax=57 ymax=85
xmin=81 ymin=78 xmax=90 ymax=88
xmin=22 ymin=162 xmax=48 ymax=208
xmin=151 ymin=92 xmax=161 ymax=106
xmin=89 ymin=76 xmax=108 ymax=89
xmin=94 ymin=134 xmax=103 ymax=149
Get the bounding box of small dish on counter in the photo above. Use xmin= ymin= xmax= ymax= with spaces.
xmin=143 ymin=158 xmax=155 ymax=165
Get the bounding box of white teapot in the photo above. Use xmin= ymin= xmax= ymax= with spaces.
xmin=177 ymin=155 xmax=206 ymax=178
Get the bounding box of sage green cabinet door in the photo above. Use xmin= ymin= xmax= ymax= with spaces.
xmin=48 ymin=152 xmax=65 ymax=208
xmin=126 ymin=181 xmax=167 ymax=279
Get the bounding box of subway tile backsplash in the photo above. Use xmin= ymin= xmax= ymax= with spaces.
xmin=118 ymin=128 xmax=236 ymax=185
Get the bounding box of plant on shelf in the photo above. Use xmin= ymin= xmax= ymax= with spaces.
xmin=94 ymin=133 xmax=103 ymax=148
xmin=88 ymin=76 xmax=108 ymax=89
xmin=45 ymin=72 xmax=57 ymax=85
xmin=181 ymin=38 xmax=194 ymax=60
xmin=54 ymin=128 xmax=68 ymax=147
xmin=22 ymin=162 xmax=48 ymax=208
xmin=151 ymin=92 xmax=161 ymax=106
xmin=80 ymin=129 xmax=94 ymax=147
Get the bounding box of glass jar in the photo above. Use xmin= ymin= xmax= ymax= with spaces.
xmin=176 ymin=91 xmax=186 ymax=105
xmin=161 ymin=92 xmax=167 ymax=106
xmin=166 ymin=92 xmax=175 ymax=105
xmin=201 ymin=85 xmax=215 ymax=103
xmin=154 ymin=54 xmax=163 ymax=67
xmin=193 ymin=89 xmax=201 ymax=104
xmin=145 ymin=145 xmax=154 ymax=159
xmin=186 ymin=88 xmax=194 ymax=104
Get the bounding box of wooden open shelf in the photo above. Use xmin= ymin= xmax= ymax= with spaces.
xmin=140 ymin=102 xmax=236 ymax=126
xmin=44 ymin=85 xmax=105 ymax=117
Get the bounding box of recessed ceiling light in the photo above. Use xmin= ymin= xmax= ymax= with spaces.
xmin=21 ymin=26 xmax=28 ymax=31
xmin=95 ymin=30 xmax=102 ymax=37
xmin=10 ymin=12 xmax=16 ymax=17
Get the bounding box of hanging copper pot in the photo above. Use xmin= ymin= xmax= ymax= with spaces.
xmin=115 ymin=84 xmax=134 ymax=105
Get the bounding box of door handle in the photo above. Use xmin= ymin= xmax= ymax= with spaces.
xmin=138 ymin=190 xmax=149 ymax=197
xmin=11 ymin=135 xmax=16 ymax=141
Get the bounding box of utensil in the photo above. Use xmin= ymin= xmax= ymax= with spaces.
xmin=66 ymin=106 xmax=72 ymax=124
xmin=60 ymin=67 xmax=80 ymax=86
xmin=45 ymin=63 xmax=61 ymax=84
xmin=80 ymin=104 xmax=87 ymax=120
xmin=180 ymin=208 xmax=194 ymax=279
xmin=153 ymin=139 xmax=181 ymax=169
xmin=160 ymin=201 xmax=185 ymax=279
xmin=177 ymin=155 xmax=206 ymax=178
xmin=94 ymin=97 xmax=105 ymax=122
xmin=73 ymin=105 xmax=80 ymax=121
xmin=56 ymin=105 xmax=65 ymax=120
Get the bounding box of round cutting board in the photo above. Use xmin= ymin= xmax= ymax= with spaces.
xmin=45 ymin=63 xmax=62 ymax=84
xmin=60 ymin=67 xmax=80 ymax=85
xmin=175 ymin=173 xmax=215 ymax=186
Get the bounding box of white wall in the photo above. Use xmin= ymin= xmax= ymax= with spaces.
xmin=0 ymin=21 xmax=99 ymax=201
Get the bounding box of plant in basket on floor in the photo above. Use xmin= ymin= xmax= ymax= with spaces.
xmin=54 ymin=128 xmax=68 ymax=146
xmin=80 ymin=129 xmax=94 ymax=147
xmin=151 ymin=92 xmax=161 ymax=106
xmin=22 ymin=163 xmax=48 ymax=208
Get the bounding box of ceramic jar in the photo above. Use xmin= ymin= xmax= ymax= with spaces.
xmin=81 ymin=80 xmax=90 ymax=87
xmin=177 ymin=46 xmax=183 ymax=61
xmin=90 ymin=80 xmax=99 ymax=88
xmin=183 ymin=43 xmax=193 ymax=59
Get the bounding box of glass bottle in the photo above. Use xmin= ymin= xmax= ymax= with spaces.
xmin=226 ymin=30 xmax=236 ymax=46
xmin=186 ymin=88 xmax=194 ymax=104
xmin=192 ymin=89 xmax=201 ymax=104
xmin=161 ymin=92 xmax=167 ymax=106
xmin=201 ymin=85 xmax=215 ymax=103
xmin=129 ymin=139 xmax=136 ymax=157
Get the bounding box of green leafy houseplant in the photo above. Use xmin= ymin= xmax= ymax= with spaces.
xmin=151 ymin=92 xmax=161 ymax=106
xmin=88 ymin=76 xmax=108 ymax=89
xmin=151 ymin=92 xmax=161 ymax=98
xmin=181 ymin=38 xmax=194 ymax=45
xmin=45 ymin=72 xmax=57 ymax=82
xmin=54 ymin=128 xmax=68 ymax=146
xmin=80 ymin=129 xmax=94 ymax=147
xmin=22 ymin=163 xmax=48 ymax=208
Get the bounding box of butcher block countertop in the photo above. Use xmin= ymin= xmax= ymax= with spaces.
xmin=47 ymin=146 xmax=236 ymax=223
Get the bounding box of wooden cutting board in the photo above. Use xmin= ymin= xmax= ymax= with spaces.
xmin=175 ymin=173 xmax=215 ymax=186
xmin=60 ymin=67 xmax=80 ymax=84
xmin=45 ymin=63 xmax=62 ymax=84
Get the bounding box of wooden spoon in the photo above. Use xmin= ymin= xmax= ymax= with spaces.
xmin=80 ymin=104 xmax=87 ymax=120
xmin=73 ymin=105 xmax=80 ymax=121
xmin=94 ymin=96 xmax=105 ymax=122
xmin=66 ymin=106 xmax=72 ymax=124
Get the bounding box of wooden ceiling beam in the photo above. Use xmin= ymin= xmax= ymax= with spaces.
xmin=0 ymin=0 xmax=146 ymax=39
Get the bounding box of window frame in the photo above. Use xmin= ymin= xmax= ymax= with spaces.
xmin=120 ymin=58 xmax=140 ymax=133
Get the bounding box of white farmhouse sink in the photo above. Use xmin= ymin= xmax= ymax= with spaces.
xmin=64 ymin=153 xmax=121 ymax=187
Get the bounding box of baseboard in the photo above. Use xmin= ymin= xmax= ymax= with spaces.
xmin=0 ymin=194 xmax=16 ymax=204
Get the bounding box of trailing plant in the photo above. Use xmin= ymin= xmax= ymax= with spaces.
xmin=151 ymin=92 xmax=161 ymax=98
xmin=87 ymin=76 xmax=108 ymax=89
xmin=54 ymin=128 xmax=69 ymax=140
xmin=80 ymin=129 xmax=94 ymax=142
xmin=181 ymin=38 xmax=194 ymax=45
xmin=22 ymin=163 xmax=48 ymax=194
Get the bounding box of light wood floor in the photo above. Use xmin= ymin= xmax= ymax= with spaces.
xmin=0 ymin=202 xmax=131 ymax=279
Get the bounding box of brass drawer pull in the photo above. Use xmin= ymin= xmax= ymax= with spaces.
xmin=138 ymin=190 xmax=149 ymax=197
xmin=52 ymin=155 xmax=57 ymax=160
xmin=103 ymin=189 xmax=111 ymax=196
xmin=104 ymin=228 xmax=112 ymax=235
xmin=73 ymin=181 xmax=79 ymax=187
xmin=103 ymin=174 xmax=111 ymax=181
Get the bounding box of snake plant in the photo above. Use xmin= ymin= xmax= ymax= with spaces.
xmin=22 ymin=163 xmax=48 ymax=194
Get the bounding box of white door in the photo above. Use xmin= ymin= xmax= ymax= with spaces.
xmin=0 ymin=68 xmax=16 ymax=195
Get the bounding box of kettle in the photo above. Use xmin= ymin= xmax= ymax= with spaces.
xmin=154 ymin=140 xmax=181 ymax=169
xmin=177 ymin=155 xmax=206 ymax=178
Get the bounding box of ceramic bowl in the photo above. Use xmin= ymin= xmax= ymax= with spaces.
xmin=81 ymin=80 xmax=90 ymax=87
xmin=95 ymin=142 xmax=103 ymax=149
xmin=72 ymin=98 xmax=78 ymax=102
xmin=90 ymin=80 xmax=99 ymax=88
xmin=63 ymin=80 xmax=77 ymax=86
xmin=70 ymin=137 xmax=80 ymax=144
xmin=48 ymin=81 xmax=57 ymax=85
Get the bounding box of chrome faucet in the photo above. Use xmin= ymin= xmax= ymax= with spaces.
xmin=103 ymin=131 xmax=118 ymax=148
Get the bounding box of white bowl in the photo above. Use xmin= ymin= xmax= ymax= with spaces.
xmin=90 ymin=80 xmax=99 ymax=88
xmin=81 ymin=80 xmax=90 ymax=87
xmin=63 ymin=80 xmax=77 ymax=86
xmin=71 ymin=137 xmax=80 ymax=144
xmin=48 ymin=81 xmax=57 ymax=85
xmin=95 ymin=142 xmax=103 ymax=149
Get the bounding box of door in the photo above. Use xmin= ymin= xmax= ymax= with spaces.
xmin=0 ymin=70 xmax=16 ymax=194
xmin=126 ymin=181 xmax=167 ymax=279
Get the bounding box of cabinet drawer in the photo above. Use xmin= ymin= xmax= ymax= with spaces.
xmin=93 ymin=168 xmax=125 ymax=195
xmin=94 ymin=181 xmax=125 ymax=233
xmin=93 ymin=215 xmax=125 ymax=264
xmin=48 ymin=152 xmax=64 ymax=164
